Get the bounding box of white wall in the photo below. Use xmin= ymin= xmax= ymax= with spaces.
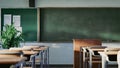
xmin=20 ymin=42 xmax=120 ymax=65
xmin=21 ymin=42 xmax=74 ymax=64
xmin=0 ymin=8 xmax=1 ymax=35
xmin=0 ymin=0 xmax=120 ymax=8
xmin=36 ymin=0 xmax=120 ymax=7
xmin=0 ymin=0 xmax=29 ymax=8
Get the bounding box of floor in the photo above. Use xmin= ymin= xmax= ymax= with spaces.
xmin=36 ymin=65 xmax=73 ymax=68
xmin=34 ymin=65 xmax=118 ymax=68
xmin=49 ymin=65 xmax=73 ymax=68
xmin=49 ymin=67 xmax=73 ymax=68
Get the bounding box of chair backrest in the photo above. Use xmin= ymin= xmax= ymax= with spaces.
xmin=104 ymin=48 xmax=120 ymax=52
xmin=104 ymin=48 xmax=120 ymax=61
xmin=73 ymin=39 xmax=102 ymax=68
xmin=88 ymin=46 xmax=107 ymax=49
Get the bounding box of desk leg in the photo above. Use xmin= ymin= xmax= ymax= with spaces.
xmin=83 ymin=51 xmax=85 ymax=68
xmin=40 ymin=50 xmax=43 ymax=68
xmin=45 ymin=47 xmax=49 ymax=68
xmin=101 ymin=55 xmax=106 ymax=68
xmin=89 ymin=51 xmax=92 ymax=68
xmin=31 ymin=55 xmax=35 ymax=68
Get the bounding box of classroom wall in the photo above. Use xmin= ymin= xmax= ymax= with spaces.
xmin=0 ymin=0 xmax=29 ymax=8
xmin=1 ymin=0 xmax=120 ymax=65
xmin=36 ymin=0 xmax=120 ymax=7
xmin=21 ymin=42 xmax=74 ymax=64
xmin=21 ymin=42 xmax=120 ymax=64
xmin=1 ymin=0 xmax=120 ymax=8
xmin=0 ymin=8 xmax=1 ymax=35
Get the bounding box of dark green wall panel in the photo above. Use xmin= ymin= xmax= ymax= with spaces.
xmin=1 ymin=8 xmax=37 ymax=41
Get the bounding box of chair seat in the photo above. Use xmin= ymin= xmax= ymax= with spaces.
xmin=88 ymin=61 xmax=101 ymax=63
xmin=85 ymin=57 xmax=101 ymax=61
xmin=25 ymin=58 xmax=41 ymax=66
xmin=35 ymin=58 xmax=41 ymax=62
xmin=107 ymin=61 xmax=117 ymax=65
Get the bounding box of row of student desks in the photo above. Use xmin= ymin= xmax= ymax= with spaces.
xmin=81 ymin=46 xmax=120 ymax=68
xmin=0 ymin=45 xmax=49 ymax=68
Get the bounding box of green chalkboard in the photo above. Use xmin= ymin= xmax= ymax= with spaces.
xmin=40 ymin=8 xmax=120 ymax=42
xmin=1 ymin=8 xmax=37 ymax=41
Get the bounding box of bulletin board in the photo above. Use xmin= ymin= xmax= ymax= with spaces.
xmin=1 ymin=8 xmax=37 ymax=41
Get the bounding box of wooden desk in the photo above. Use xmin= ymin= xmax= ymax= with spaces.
xmin=24 ymin=51 xmax=38 ymax=68
xmin=9 ymin=48 xmax=39 ymax=68
xmin=9 ymin=46 xmax=49 ymax=68
xmin=90 ymin=49 xmax=105 ymax=52
xmin=0 ymin=56 xmax=26 ymax=68
xmin=87 ymin=47 xmax=105 ymax=68
xmin=33 ymin=46 xmax=48 ymax=51
xmin=23 ymin=51 xmax=38 ymax=55
xmin=0 ymin=49 xmax=27 ymax=68
xmin=23 ymin=46 xmax=49 ymax=68
xmin=0 ymin=57 xmax=26 ymax=64
xmin=81 ymin=46 xmax=106 ymax=68
xmin=105 ymin=51 xmax=118 ymax=55
xmin=32 ymin=46 xmax=49 ymax=68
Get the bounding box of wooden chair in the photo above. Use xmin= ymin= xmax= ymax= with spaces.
xmin=86 ymin=46 xmax=107 ymax=68
xmin=73 ymin=39 xmax=102 ymax=68
xmin=104 ymin=48 xmax=120 ymax=68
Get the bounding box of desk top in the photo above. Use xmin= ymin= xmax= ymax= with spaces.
xmin=105 ymin=51 xmax=118 ymax=55
xmin=23 ymin=51 xmax=38 ymax=55
xmin=8 ymin=48 xmax=39 ymax=55
xmin=33 ymin=48 xmax=43 ymax=51
xmin=33 ymin=47 xmax=48 ymax=51
xmin=0 ymin=57 xmax=26 ymax=64
xmin=90 ymin=49 xmax=105 ymax=52
xmin=99 ymin=51 xmax=118 ymax=55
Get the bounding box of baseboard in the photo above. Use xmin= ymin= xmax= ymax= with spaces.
xmin=36 ymin=64 xmax=73 ymax=67
xmin=49 ymin=64 xmax=73 ymax=67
